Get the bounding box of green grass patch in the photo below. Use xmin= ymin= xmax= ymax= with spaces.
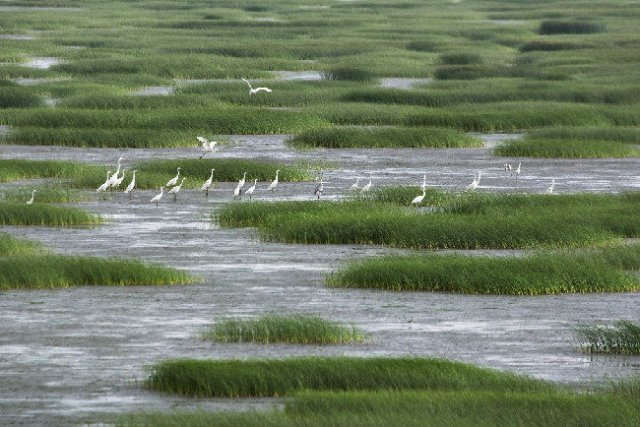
xmin=216 ymin=193 xmax=640 ymax=249
xmin=0 ymin=159 xmax=103 ymax=183
xmin=203 ymin=315 xmax=365 ymax=344
xmin=495 ymin=135 xmax=640 ymax=158
xmin=327 ymin=247 xmax=640 ymax=294
xmin=577 ymin=320 xmax=640 ymax=355
xmin=145 ymin=357 xmax=552 ymax=398
xmin=287 ymin=126 xmax=481 ymax=149
xmin=0 ymin=255 xmax=195 ymax=290
xmin=0 ymin=202 xmax=100 ymax=226
xmin=538 ymin=20 xmax=604 ymax=35
xmin=0 ymin=233 xmax=42 ymax=256
xmin=1 ymin=186 xmax=90 ymax=203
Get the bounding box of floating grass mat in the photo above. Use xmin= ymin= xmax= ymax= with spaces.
xmin=0 ymin=255 xmax=195 ymax=291
xmin=287 ymin=126 xmax=481 ymax=149
xmin=0 ymin=202 xmax=100 ymax=226
xmin=120 ymin=387 xmax=640 ymax=427
xmin=577 ymin=320 xmax=640 ymax=355
xmin=204 ymin=315 xmax=365 ymax=345
xmin=217 ymin=193 xmax=640 ymax=249
xmin=146 ymin=357 xmax=552 ymax=398
xmin=0 ymin=233 xmax=41 ymax=256
xmin=327 ymin=248 xmax=640 ymax=294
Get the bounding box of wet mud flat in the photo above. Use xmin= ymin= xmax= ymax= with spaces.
xmin=1 ymin=142 xmax=639 ymax=425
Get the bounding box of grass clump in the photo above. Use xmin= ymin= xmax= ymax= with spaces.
xmin=495 ymin=134 xmax=640 ymax=158
xmin=0 ymin=159 xmax=103 ymax=183
xmin=0 ymin=233 xmax=41 ymax=256
xmin=327 ymin=247 xmax=640 ymax=294
xmin=1 ymin=186 xmax=90 ymax=204
xmin=288 ymin=127 xmax=481 ymax=149
xmin=0 ymin=202 xmax=100 ymax=226
xmin=146 ymin=357 xmax=551 ymax=398
xmin=577 ymin=320 xmax=640 ymax=355
xmin=203 ymin=315 xmax=365 ymax=344
xmin=0 ymin=255 xmax=195 ymax=291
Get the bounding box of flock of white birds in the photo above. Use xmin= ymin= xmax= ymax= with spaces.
xmin=21 ymin=78 xmax=556 ymax=205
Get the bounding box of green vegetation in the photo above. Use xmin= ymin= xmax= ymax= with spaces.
xmin=538 ymin=20 xmax=604 ymax=35
xmin=288 ymin=127 xmax=481 ymax=149
xmin=0 ymin=255 xmax=195 ymax=290
xmin=0 ymin=233 xmax=41 ymax=256
xmin=204 ymin=315 xmax=365 ymax=344
xmin=577 ymin=320 xmax=640 ymax=355
xmin=1 ymin=186 xmax=90 ymax=203
xmin=146 ymin=357 xmax=551 ymax=398
xmin=327 ymin=246 xmax=640 ymax=294
xmin=217 ymin=193 xmax=640 ymax=249
xmin=0 ymin=202 xmax=100 ymax=226
xmin=0 ymin=159 xmax=103 ymax=183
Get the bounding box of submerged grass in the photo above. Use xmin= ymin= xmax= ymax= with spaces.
xmin=203 ymin=315 xmax=365 ymax=345
xmin=0 ymin=202 xmax=100 ymax=226
xmin=145 ymin=357 xmax=552 ymax=398
xmin=287 ymin=126 xmax=481 ymax=149
xmin=0 ymin=255 xmax=195 ymax=291
xmin=577 ymin=320 xmax=640 ymax=355
xmin=327 ymin=246 xmax=640 ymax=295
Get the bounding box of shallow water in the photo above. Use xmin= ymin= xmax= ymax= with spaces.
xmin=379 ymin=78 xmax=432 ymax=89
xmin=22 ymin=57 xmax=60 ymax=69
xmin=1 ymin=141 xmax=640 ymax=425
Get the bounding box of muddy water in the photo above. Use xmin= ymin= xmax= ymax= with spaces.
xmin=1 ymin=140 xmax=640 ymax=425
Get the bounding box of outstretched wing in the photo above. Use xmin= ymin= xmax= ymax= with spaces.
xmin=254 ymin=87 xmax=272 ymax=93
xmin=240 ymin=78 xmax=252 ymax=89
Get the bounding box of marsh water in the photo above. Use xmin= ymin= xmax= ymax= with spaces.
xmin=1 ymin=136 xmax=640 ymax=425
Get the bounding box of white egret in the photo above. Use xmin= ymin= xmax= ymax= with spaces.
xmin=360 ymin=175 xmax=373 ymax=194
xmin=241 ymin=78 xmax=272 ymax=96
xmin=111 ymin=168 xmax=126 ymax=190
xmin=465 ymin=172 xmax=481 ymax=192
xmin=197 ymin=136 xmax=218 ymax=159
xmin=266 ymin=170 xmax=280 ymax=192
xmin=150 ymin=187 xmax=164 ymax=206
xmin=233 ymin=183 xmax=243 ymax=199
xmin=314 ymin=177 xmax=324 ymax=199
xmin=124 ymin=170 xmax=137 ymax=199
xmin=96 ymin=170 xmax=112 ymax=193
xmin=411 ymin=188 xmax=426 ymax=206
xmin=503 ymin=163 xmax=512 ymax=173
xmin=169 ymin=178 xmax=185 ymax=202
xmin=237 ymin=171 xmax=247 ymax=189
xmin=350 ymin=177 xmax=361 ymax=192
xmin=545 ymin=178 xmax=555 ymax=195
xmin=201 ymin=168 xmax=215 ymax=197
xmin=166 ymin=167 xmax=181 ymax=187
xmin=245 ymin=179 xmax=257 ymax=201
xmin=26 ymin=189 xmax=36 ymax=205
xmin=107 ymin=156 xmax=124 ymax=188
xmin=421 ymin=174 xmax=427 ymax=191
xmin=513 ymin=162 xmax=521 ymax=180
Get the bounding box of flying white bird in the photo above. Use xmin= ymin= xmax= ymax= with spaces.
xmin=241 ymin=78 xmax=272 ymax=96
xmin=245 ymin=179 xmax=258 ymax=201
xmin=465 ymin=172 xmax=481 ymax=192
xmin=26 ymin=189 xmax=36 ymax=205
xmin=197 ymin=136 xmax=218 ymax=159
xmin=124 ymin=170 xmax=137 ymax=199
xmin=545 ymin=178 xmax=555 ymax=195
xmin=201 ymin=168 xmax=215 ymax=197
xmin=166 ymin=167 xmax=181 ymax=187
xmin=266 ymin=170 xmax=280 ymax=192
xmin=150 ymin=187 xmax=164 ymax=206
xmin=169 ymin=178 xmax=185 ymax=202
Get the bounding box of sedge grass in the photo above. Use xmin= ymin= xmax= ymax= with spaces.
xmin=0 ymin=255 xmax=195 ymax=290
xmin=0 ymin=233 xmax=42 ymax=256
xmin=287 ymin=126 xmax=481 ymax=149
xmin=145 ymin=357 xmax=551 ymax=398
xmin=0 ymin=202 xmax=100 ymax=226
xmin=577 ymin=320 xmax=640 ymax=355
xmin=495 ymin=137 xmax=639 ymax=158
xmin=1 ymin=186 xmax=90 ymax=204
xmin=327 ymin=248 xmax=640 ymax=295
xmin=203 ymin=315 xmax=365 ymax=344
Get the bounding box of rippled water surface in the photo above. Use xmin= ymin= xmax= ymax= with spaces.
xmin=1 ymin=139 xmax=639 ymax=425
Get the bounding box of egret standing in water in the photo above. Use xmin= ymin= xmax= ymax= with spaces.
xmin=245 ymin=179 xmax=257 ymax=201
xmin=150 ymin=187 xmax=164 ymax=206
xmin=197 ymin=136 xmax=218 ymax=159
xmin=166 ymin=167 xmax=181 ymax=188
xmin=314 ymin=177 xmax=324 ymax=200
xmin=350 ymin=177 xmax=361 ymax=192
xmin=360 ymin=175 xmax=373 ymax=195
xmin=124 ymin=170 xmax=137 ymax=199
xmin=169 ymin=178 xmax=185 ymax=202
xmin=26 ymin=190 xmax=36 ymax=205
xmin=240 ymin=78 xmax=272 ymax=96
xmin=266 ymin=170 xmax=280 ymax=192
xmin=545 ymin=178 xmax=555 ymax=194
xmin=201 ymin=168 xmax=215 ymax=197
xmin=465 ymin=172 xmax=481 ymax=192
xmin=513 ymin=162 xmax=522 ymax=180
